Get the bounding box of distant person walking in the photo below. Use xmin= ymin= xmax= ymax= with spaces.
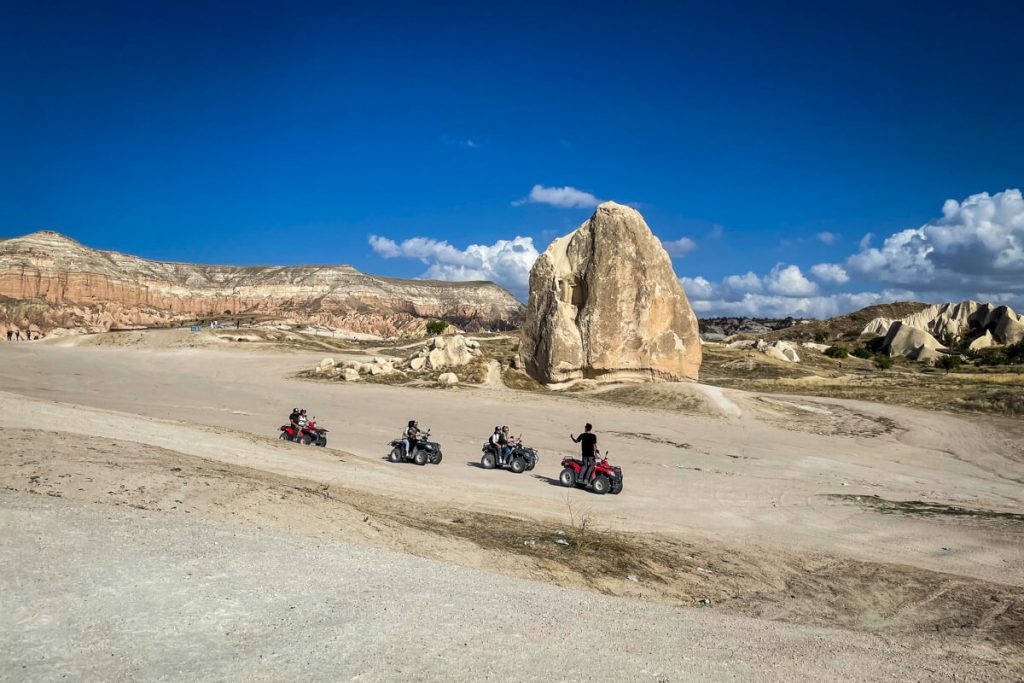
xmin=5 ymin=330 xmax=11 ymax=341
xmin=15 ymin=330 xmax=20 ymax=341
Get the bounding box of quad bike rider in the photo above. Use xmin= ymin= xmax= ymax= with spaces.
xmin=279 ymin=408 xmax=328 ymax=446
xmin=388 ymin=420 xmax=443 ymax=465
xmin=560 ymin=423 xmax=622 ymax=494
xmin=481 ymin=426 xmax=538 ymax=473
xmin=559 ymin=449 xmax=623 ymax=495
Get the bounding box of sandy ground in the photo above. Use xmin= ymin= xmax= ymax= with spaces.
xmin=1 ymin=330 xmax=1022 ymax=680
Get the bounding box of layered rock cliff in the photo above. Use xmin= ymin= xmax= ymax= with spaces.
xmin=519 ymin=202 xmax=702 ymax=386
xmin=0 ymin=231 xmax=524 ymax=337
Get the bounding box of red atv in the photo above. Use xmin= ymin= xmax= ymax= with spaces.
xmin=279 ymin=420 xmax=329 ymax=447
xmin=559 ymin=451 xmax=623 ymax=495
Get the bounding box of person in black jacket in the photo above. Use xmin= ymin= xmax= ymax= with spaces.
xmin=570 ymin=423 xmax=598 ymax=483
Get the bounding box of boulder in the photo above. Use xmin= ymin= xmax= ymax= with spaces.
xmin=432 ymin=336 xmax=446 ymax=350
xmin=318 ymin=358 xmax=336 ymax=371
xmin=424 ymin=334 xmax=476 ymax=369
xmin=760 ymin=340 xmax=800 ymax=362
xmin=801 ymin=342 xmax=830 ymax=352
xmin=438 ymin=372 xmax=459 ymax=386
xmin=358 ymin=363 xmax=376 ymax=374
xmin=342 ymin=368 xmax=360 ymax=381
xmin=519 ymin=202 xmax=701 ymax=386
xmin=409 ymin=357 xmax=426 ymax=371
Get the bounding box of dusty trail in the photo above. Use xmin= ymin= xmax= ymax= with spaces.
xmin=1 ymin=336 xmax=1022 ymax=679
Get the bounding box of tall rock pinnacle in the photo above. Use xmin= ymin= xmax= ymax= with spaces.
xmin=518 ymin=202 xmax=702 ymax=386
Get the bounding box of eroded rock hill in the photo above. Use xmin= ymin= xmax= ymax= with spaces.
xmin=0 ymin=231 xmax=524 ymax=337
xmin=519 ymin=202 xmax=701 ymax=386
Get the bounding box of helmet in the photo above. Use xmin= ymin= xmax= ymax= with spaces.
xmin=293 ymin=407 xmax=299 ymax=413
xmin=494 ymin=426 xmax=501 ymax=432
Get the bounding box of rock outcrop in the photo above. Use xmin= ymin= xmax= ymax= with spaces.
xmin=863 ymin=300 xmax=1024 ymax=348
xmin=519 ymin=202 xmax=701 ymax=386
xmin=0 ymin=231 xmax=525 ymax=337
xmin=879 ymin=321 xmax=945 ymax=361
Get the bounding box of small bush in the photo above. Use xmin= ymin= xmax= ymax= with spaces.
xmin=936 ymin=355 xmax=963 ymax=373
xmin=873 ymin=354 xmax=894 ymax=370
xmin=813 ymin=330 xmax=829 ymax=343
xmin=824 ymin=344 xmax=849 ymax=359
xmin=425 ymin=320 xmax=449 ymax=335
xmin=851 ymin=346 xmax=873 ymax=359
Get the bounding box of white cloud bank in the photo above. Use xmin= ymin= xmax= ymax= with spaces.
xmin=681 ymin=189 xmax=1024 ymax=318
xmin=369 ymin=234 xmax=539 ymax=298
xmin=847 ymin=189 xmax=1024 ymax=290
xmin=662 ymin=237 xmax=697 ymax=257
xmin=514 ymin=184 xmax=601 ymax=209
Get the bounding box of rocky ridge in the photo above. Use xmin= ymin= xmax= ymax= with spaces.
xmin=0 ymin=231 xmax=524 ymax=337
xmin=863 ymin=300 xmax=1024 ymax=359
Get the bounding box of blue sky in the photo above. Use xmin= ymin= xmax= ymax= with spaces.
xmin=3 ymin=0 xmax=1023 ymax=316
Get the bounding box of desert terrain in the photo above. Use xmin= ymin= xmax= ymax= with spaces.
xmin=1 ymin=328 xmax=1022 ymax=681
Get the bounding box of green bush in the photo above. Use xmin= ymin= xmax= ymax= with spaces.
xmin=851 ymin=346 xmax=873 ymax=359
xmin=935 ymin=355 xmax=962 ymax=373
xmin=813 ymin=330 xmax=829 ymax=343
xmin=824 ymin=344 xmax=849 ymax=359
xmin=873 ymin=354 xmax=894 ymax=370
xmin=425 ymin=320 xmax=449 ymax=335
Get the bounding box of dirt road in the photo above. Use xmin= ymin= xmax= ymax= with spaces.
xmin=1 ymin=335 xmax=1021 ymax=679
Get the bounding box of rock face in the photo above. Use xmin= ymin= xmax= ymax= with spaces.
xmin=0 ymin=231 xmax=525 ymax=337
xmin=519 ymin=202 xmax=701 ymax=386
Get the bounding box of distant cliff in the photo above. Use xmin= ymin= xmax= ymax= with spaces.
xmin=0 ymin=231 xmax=524 ymax=337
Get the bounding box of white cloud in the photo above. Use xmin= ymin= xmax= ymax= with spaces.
xmin=369 ymin=234 xmax=538 ymax=298
xmin=723 ymin=271 xmax=763 ymax=294
xmin=859 ymin=233 xmax=874 ymax=250
xmin=679 ymin=276 xmax=716 ymax=299
xmin=687 ymin=290 xmax=915 ymax=319
xmin=662 ymin=237 xmax=697 ymax=257
xmin=810 ymin=263 xmax=850 ymax=284
xmin=816 ymin=231 xmax=840 ymax=245
xmin=514 ymin=184 xmax=601 ymax=209
xmin=847 ymin=189 xmax=1024 ymax=291
xmin=765 ymin=264 xmax=817 ymax=296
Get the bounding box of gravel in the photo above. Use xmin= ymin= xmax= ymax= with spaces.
xmin=0 ymin=492 xmax=957 ymax=682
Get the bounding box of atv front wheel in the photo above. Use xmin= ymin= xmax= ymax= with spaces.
xmin=610 ymin=480 xmax=623 ymax=495
xmin=413 ymin=450 xmax=428 ymax=466
xmin=591 ymin=475 xmax=609 ymax=495
xmin=316 ymin=437 xmax=327 ymax=447
xmin=388 ymin=447 xmax=402 ymax=463
xmin=481 ymin=453 xmax=496 ymax=469
xmin=559 ymin=468 xmax=575 ymax=488
xmin=510 ymin=457 xmax=526 ymax=474
xmin=429 ymin=451 xmax=442 ymax=465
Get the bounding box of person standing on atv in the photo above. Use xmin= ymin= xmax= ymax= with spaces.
xmin=571 ymin=423 xmax=598 ymax=483
xmin=403 ymin=420 xmax=421 ymax=458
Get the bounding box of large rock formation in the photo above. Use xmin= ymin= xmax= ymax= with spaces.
xmin=519 ymin=202 xmax=701 ymax=386
xmin=863 ymin=300 xmax=1024 ymax=350
xmin=0 ymin=231 xmax=524 ymax=337
xmin=879 ymin=321 xmax=945 ymax=361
